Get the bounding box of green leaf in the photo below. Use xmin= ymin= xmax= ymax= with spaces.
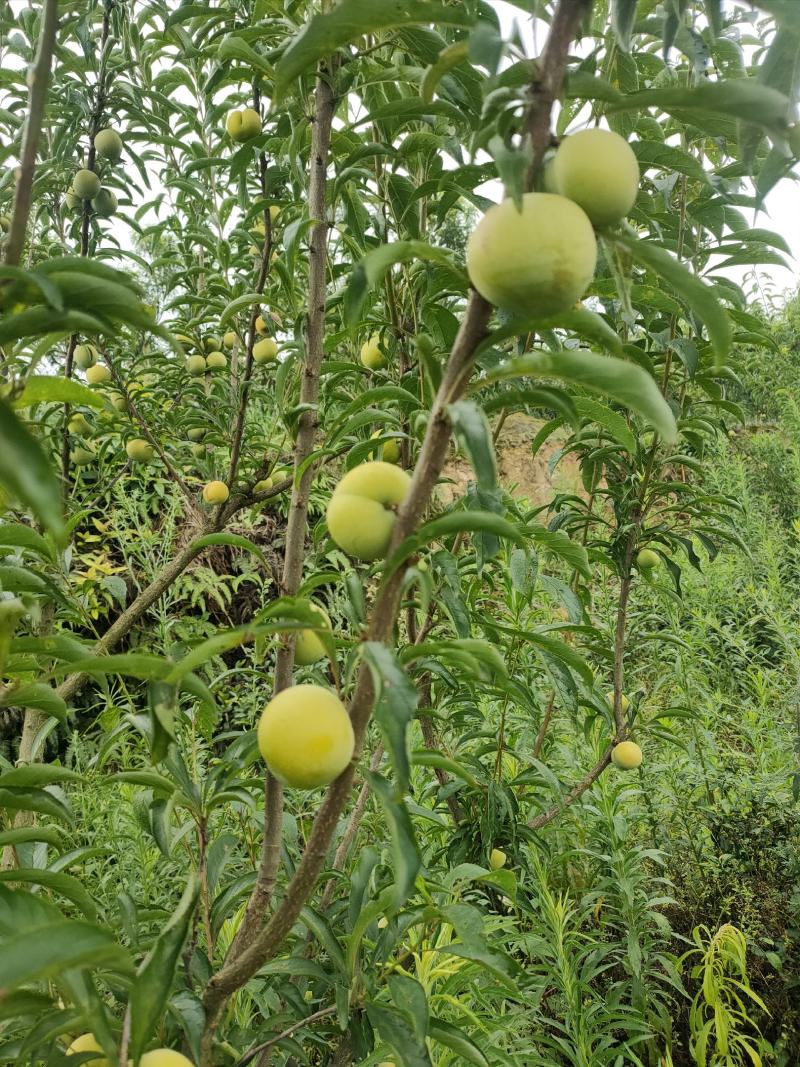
xmin=611 ymin=0 xmax=638 ymax=52
xmin=12 ymin=376 xmax=104 ymax=410
xmin=429 ymin=1018 xmax=490 ymax=1067
xmin=448 ymin=400 xmax=497 ymax=492
xmin=363 ymin=643 xmax=418 ymax=793
xmin=572 ymin=397 xmax=637 ymax=453
xmin=615 ymin=229 xmax=731 ymax=367
xmin=217 ymin=292 xmax=266 ymax=327
xmin=216 ymin=35 xmax=274 ymax=77
xmin=0 ymin=683 xmax=67 ymax=722
xmin=274 ymin=0 xmax=475 ymax=100
xmin=365 ymin=1001 xmax=432 ymax=1067
xmin=478 ymin=308 xmax=623 ymax=358
xmin=189 ymin=532 xmax=268 ymax=567
xmin=0 ymin=917 xmax=130 ymax=994
xmin=421 ymin=41 xmax=469 ymax=104
xmin=0 ymin=523 xmax=53 ymax=559
xmin=0 ymin=869 xmax=97 ymax=919
xmin=0 ymin=765 xmax=80 ymax=789
xmin=474 ymin=350 xmax=677 ymax=442
xmin=0 ymin=398 xmax=64 ymax=546
xmin=528 ymin=526 xmax=590 ymax=579
xmin=384 ymin=511 xmax=526 ymax=581
xmin=128 ymin=876 xmax=200 ymax=1063
xmin=0 ymin=827 xmax=64 ymax=850
xmin=344 ymin=241 xmax=464 ymax=328
xmin=367 ymin=772 xmax=421 ymax=910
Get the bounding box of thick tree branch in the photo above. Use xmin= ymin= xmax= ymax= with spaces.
xmin=3 ymin=0 xmax=58 ymax=267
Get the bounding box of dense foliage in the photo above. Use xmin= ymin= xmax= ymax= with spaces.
xmin=1 ymin=0 xmax=800 ymax=1065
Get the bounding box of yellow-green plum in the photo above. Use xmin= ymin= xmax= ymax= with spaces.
xmin=489 ymin=848 xmax=507 ymax=870
xmin=65 ymin=188 xmax=81 ymax=210
xmin=360 ymin=334 xmax=385 ymax=370
xmin=85 ymin=363 xmax=111 ymax=384
xmin=253 ymin=338 xmax=278 ymax=364
xmin=223 ymin=329 xmax=237 ymax=348
xmin=71 ymin=447 xmax=96 ymax=467
xmin=202 ymin=480 xmax=229 ymax=504
xmin=206 ymin=351 xmax=227 ymax=370
xmin=73 ymin=343 xmax=97 ymax=369
xmin=326 ymin=461 xmax=411 ymax=561
xmin=186 ymin=355 xmax=206 ymax=376
xmin=187 ymin=428 xmax=206 ymax=442
xmin=254 ymin=477 xmax=273 ymax=493
xmin=91 ymin=188 xmax=118 ymax=218
xmin=257 ymin=684 xmax=354 ymax=788
xmin=611 ymin=740 xmax=642 ymax=770
xmin=73 ymin=169 xmax=101 ymax=200
xmin=226 ymin=107 xmax=261 ymax=143
xmin=126 ymin=438 xmax=154 ymax=463
xmin=139 ymin=1052 xmax=195 ymax=1067
xmin=68 ymin=413 xmax=93 ymax=436
xmin=66 ymin=1033 xmax=107 ymax=1065
xmin=254 ymin=314 xmax=268 ymax=335
xmin=605 ymin=691 xmax=630 ymax=713
xmin=370 ymin=431 xmax=400 ymax=464
xmin=94 ymin=128 xmax=123 ymax=161
xmin=203 ymin=335 xmax=222 ymax=353
xmin=294 ymin=604 xmax=332 ymax=666
xmin=551 ymin=128 xmax=640 ymax=228
xmin=636 ymin=548 xmax=660 ymax=570
xmin=466 ymin=193 xmax=597 ymax=317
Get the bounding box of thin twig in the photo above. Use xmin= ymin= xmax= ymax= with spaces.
xmin=237 ymin=1006 xmax=337 ymax=1066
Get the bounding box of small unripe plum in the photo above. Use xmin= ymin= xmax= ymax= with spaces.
xmin=269 ymin=205 xmax=281 ymax=224
xmin=326 ymin=461 xmax=411 ymax=561
xmin=94 ymin=127 xmax=123 ymax=161
xmin=202 ymin=480 xmax=229 ymax=504
xmin=360 ymin=334 xmax=385 ymax=370
xmin=226 ymin=107 xmax=261 ymax=143
xmin=91 ymin=188 xmax=118 ymax=218
xmin=73 ymin=169 xmax=101 ymax=200
xmin=186 ymin=355 xmax=207 ymax=375
xmin=111 ymin=392 xmax=129 ymax=412
xmin=294 ymin=603 xmax=332 ymax=666
xmin=71 ymin=446 xmax=96 ymax=466
xmin=551 ymin=129 xmax=640 ymax=228
xmin=254 ymin=477 xmax=273 ymax=493
xmin=65 ymin=188 xmax=81 ymax=210
xmin=222 ymin=329 xmax=237 ymax=348
xmin=611 ymin=740 xmax=642 ymax=770
xmin=73 ymin=343 xmax=97 ymax=369
xmin=191 ymin=443 xmax=207 ymax=457
xmin=206 ymin=351 xmax=227 ymax=370
xmin=258 ymin=684 xmax=354 ymax=788
xmin=489 ymin=848 xmax=507 ymax=870
xmin=126 ymin=438 xmax=154 ymax=462
xmin=187 ymin=428 xmax=206 ymax=442
xmin=139 ymin=1052 xmax=195 ymax=1067
xmin=204 ymin=335 xmax=222 ymax=353
xmin=68 ymin=413 xmax=93 ymax=436
xmin=370 ymin=431 xmax=400 ymax=464
xmin=466 ymin=193 xmax=597 ymax=317
xmin=66 ymin=1033 xmax=107 ymax=1064
xmin=85 ymin=363 xmax=111 ymax=384
xmin=253 ymin=338 xmax=278 ymax=363
xmin=254 ymin=314 xmax=268 ymax=335
xmin=636 ymin=548 xmax=660 ymax=570
xmin=605 ymin=691 xmax=630 ymax=713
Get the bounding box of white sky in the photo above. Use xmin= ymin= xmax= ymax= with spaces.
xmin=492 ymin=0 xmax=800 ymax=305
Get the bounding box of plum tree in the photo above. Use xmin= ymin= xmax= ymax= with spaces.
xmin=294 ymin=603 xmax=332 ymax=666
xmin=66 ymin=1033 xmax=107 ymax=1064
xmin=253 ymin=338 xmax=278 ymax=363
xmin=73 ymin=169 xmax=101 ymax=199
xmin=611 ymin=741 xmax=643 ymax=770
xmin=126 ymin=438 xmax=154 ymax=463
xmin=360 ymin=334 xmax=385 ymax=370
xmin=85 ymin=364 xmax=111 ymax=384
xmin=257 ymin=685 xmax=355 ymax=788
xmin=91 ymin=188 xmax=118 ymax=218
xmin=202 ymin=481 xmax=229 ymax=504
xmin=94 ymin=127 xmax=123 ymax=161
xmin=466 ymin=193 xmax=597 ymax=316
xmin=551 ymin=128 xmax=640 ymax=228
xmin=326 ymin=461 xmax=412 ymax=561
xmin=226 ymin=107 xmax=261 ymax=142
